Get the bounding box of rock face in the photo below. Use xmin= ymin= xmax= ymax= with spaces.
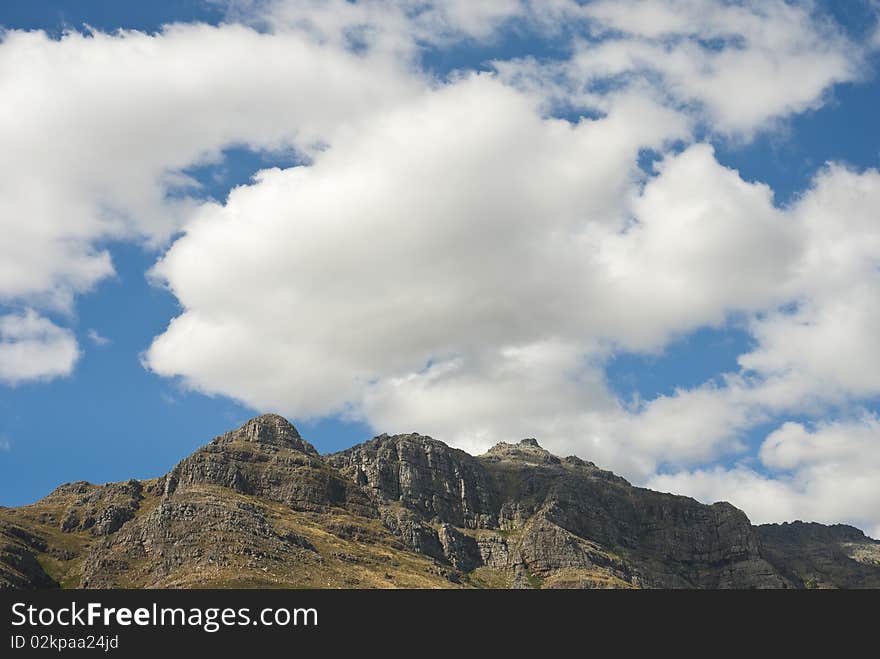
xmin=1 ymin=414 xmax=878 ymax=589
xmin=328 ymin=433 xmax=498 ymax=528
xmin=333 ymin=436 xmax=787 ymax=588
xmin=165 ymin=414 xmax=375 ymax=517
xmin=81 ymin=489 xmax=319 ymax=588
xmin=756 ymin=522 xmax=880 ymax=588
xmin=54 ymin=480 xmax=143 ymax=536
xmin=0 ymin=522 xmax=57 ymax=589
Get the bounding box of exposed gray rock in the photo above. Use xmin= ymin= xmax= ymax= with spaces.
xmin=0 ymin=522 xmax=57 ymax=589
xmin=56 ymin=480 xmax=143 ymax=536
xmin=379 ymin=506 xmax=444 ymax=561
xmin=518 ymin=516 xmax=622 ymax=575
xmin=330 ymin=434 xmax=498 ymax=528
xmin=531 ymin=474 xmax=789 ymax=588
xmin=4 ymin=413 xmax=878 ymax=589
xmin=166 ymin=415 xmax=374 ymax=516
xmin=81 ymin=490 xmax=317 ymax=588
xmin=483 ymin=438 xmax=562 ymax=465
xmin=757 ymin=521 xmax=880 ymax=588
xmin=438 ymin=523 xmax=481 ymax=572
xmin=224 ymin=414 xmax=318 ymax=454
xmin=332 ymin=432 xmax=791 ymax=587
xmin=477 ymin=534 xmax=512 ymax=569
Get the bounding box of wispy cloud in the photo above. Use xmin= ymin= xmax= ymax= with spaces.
xmin=86 ymin=329 xmax=111 ymax=346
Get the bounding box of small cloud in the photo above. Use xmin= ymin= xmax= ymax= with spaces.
xmin=0 ymin=437 xmax=11 ymax=452
xmin=0 ymin=311 xmax=79 ymax=385
xmin=86 ymin=329 xmax=111 ymax=346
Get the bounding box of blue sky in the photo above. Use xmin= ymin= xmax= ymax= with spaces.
xmin=1 ymin=0 xmax=879 ymax=536
xmin=0 ymin=1 xmax=375 ymax=504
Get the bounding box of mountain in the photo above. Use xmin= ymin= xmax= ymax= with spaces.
xmin=1 ymin=414 xmax=878 ymax=589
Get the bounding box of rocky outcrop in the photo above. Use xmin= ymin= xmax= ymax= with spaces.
xmin=482 ymin=438 xmax=565 ymax=466
xmin=477 ymin=440 xmax=786 ymax=587
xmin=517 ymin=517 xmax=632 ymax=579
xmin=438 ymin=523 xmax=481 ymax=572
xmin=81 ymin=489 xmax=318 ymax=588
xmin=1 ymin=414 xmax=877 ymax=589
xmin=329 ymin=435 xmax=792 ymax=587
xmin=0 ymin=521 xmax=57 ymax=589
xmin=165 ymin=414 xmax=375 ymax=517
xmin=53 ymin=480 xmax=144 ymax=536
xmin=539 ymin=489 xmax=787 ymax=588
xmin=329 ymin=434 xmax=498 ymax=528
xmin=757 ymin=522 xmax=880 ymax=588
xmin=476 ymin=534 xmax=513 ymax=569
xmin=379 ymin=506 xmax=445 ymax=561
xmin=219 ymin=413 xmax=319 ymax=454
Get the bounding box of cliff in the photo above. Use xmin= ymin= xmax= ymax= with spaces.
xmin=2 ymin=414 xmax=877 ymax=589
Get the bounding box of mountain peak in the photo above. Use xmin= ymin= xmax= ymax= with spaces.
xmin=225 ymin=414 xmax=317 ymax=454
xmin=4 ymin=414 xmax=880 ymax=589
xmin=483 ymin=437 xmax=560 ymax=465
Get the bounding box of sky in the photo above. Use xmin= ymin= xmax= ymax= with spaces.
xmin=0 ymin=1 xmax=879 ymax=539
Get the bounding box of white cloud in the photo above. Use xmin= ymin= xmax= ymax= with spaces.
xmin=3 ymin=1 xmax=878 ymax=534
xmin=1 ymin=1 xmax=866 ymax=318
xmin=596 ymin=143 xmax=802 ymax=348
xmin=739 ymin=166 xmax=880 ymax=398
xmin=221 ymin=0 xmax=565 ymax=50
xmin=233 ymin=0 xmax=868 ymax=139
xmin=0 ymin=22 xmax=421 ymax=311
xmin=144 ymin=77 xmax=880 ymax=535
xmin=144 ymin=75 xmax=689 ymax=419
xmin=86 ymin=329 xmax=111 ymax=347
xmin=356 ymin=344 xmax=756 ymax=481
xmin=637 ymin=163 xmax=880 ymax=535
xmin=649 ymin=416 xmax=880 ymax=539
xmin=0 ymin=310 xmax=79 ymax=384
xmin=497 ymin=0 xmax=865 ymax=136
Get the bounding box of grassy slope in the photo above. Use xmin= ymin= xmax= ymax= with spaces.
xmin=0 ymin=482 xmax=461 ymax=589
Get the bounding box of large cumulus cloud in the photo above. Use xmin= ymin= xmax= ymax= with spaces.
xmin=2 ymin=1 xmax=879 ymax=534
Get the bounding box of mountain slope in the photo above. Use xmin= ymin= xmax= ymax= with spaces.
xmin=1 ymin=414 xmax=878 ymax=589
xmin=757 ymin=522 xmax=880 ymax=589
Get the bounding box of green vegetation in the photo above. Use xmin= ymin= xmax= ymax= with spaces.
xmin=467 ymin=566 xmax=511 ymax=589
xmin=525 ymin=571 xmax=544 ymax=589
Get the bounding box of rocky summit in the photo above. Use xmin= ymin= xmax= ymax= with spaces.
xmin=2 ymin=414 xmax=878 ymax=589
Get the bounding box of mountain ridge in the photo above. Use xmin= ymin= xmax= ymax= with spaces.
xmin=2 ymin=414 xmax=878 ymax=589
